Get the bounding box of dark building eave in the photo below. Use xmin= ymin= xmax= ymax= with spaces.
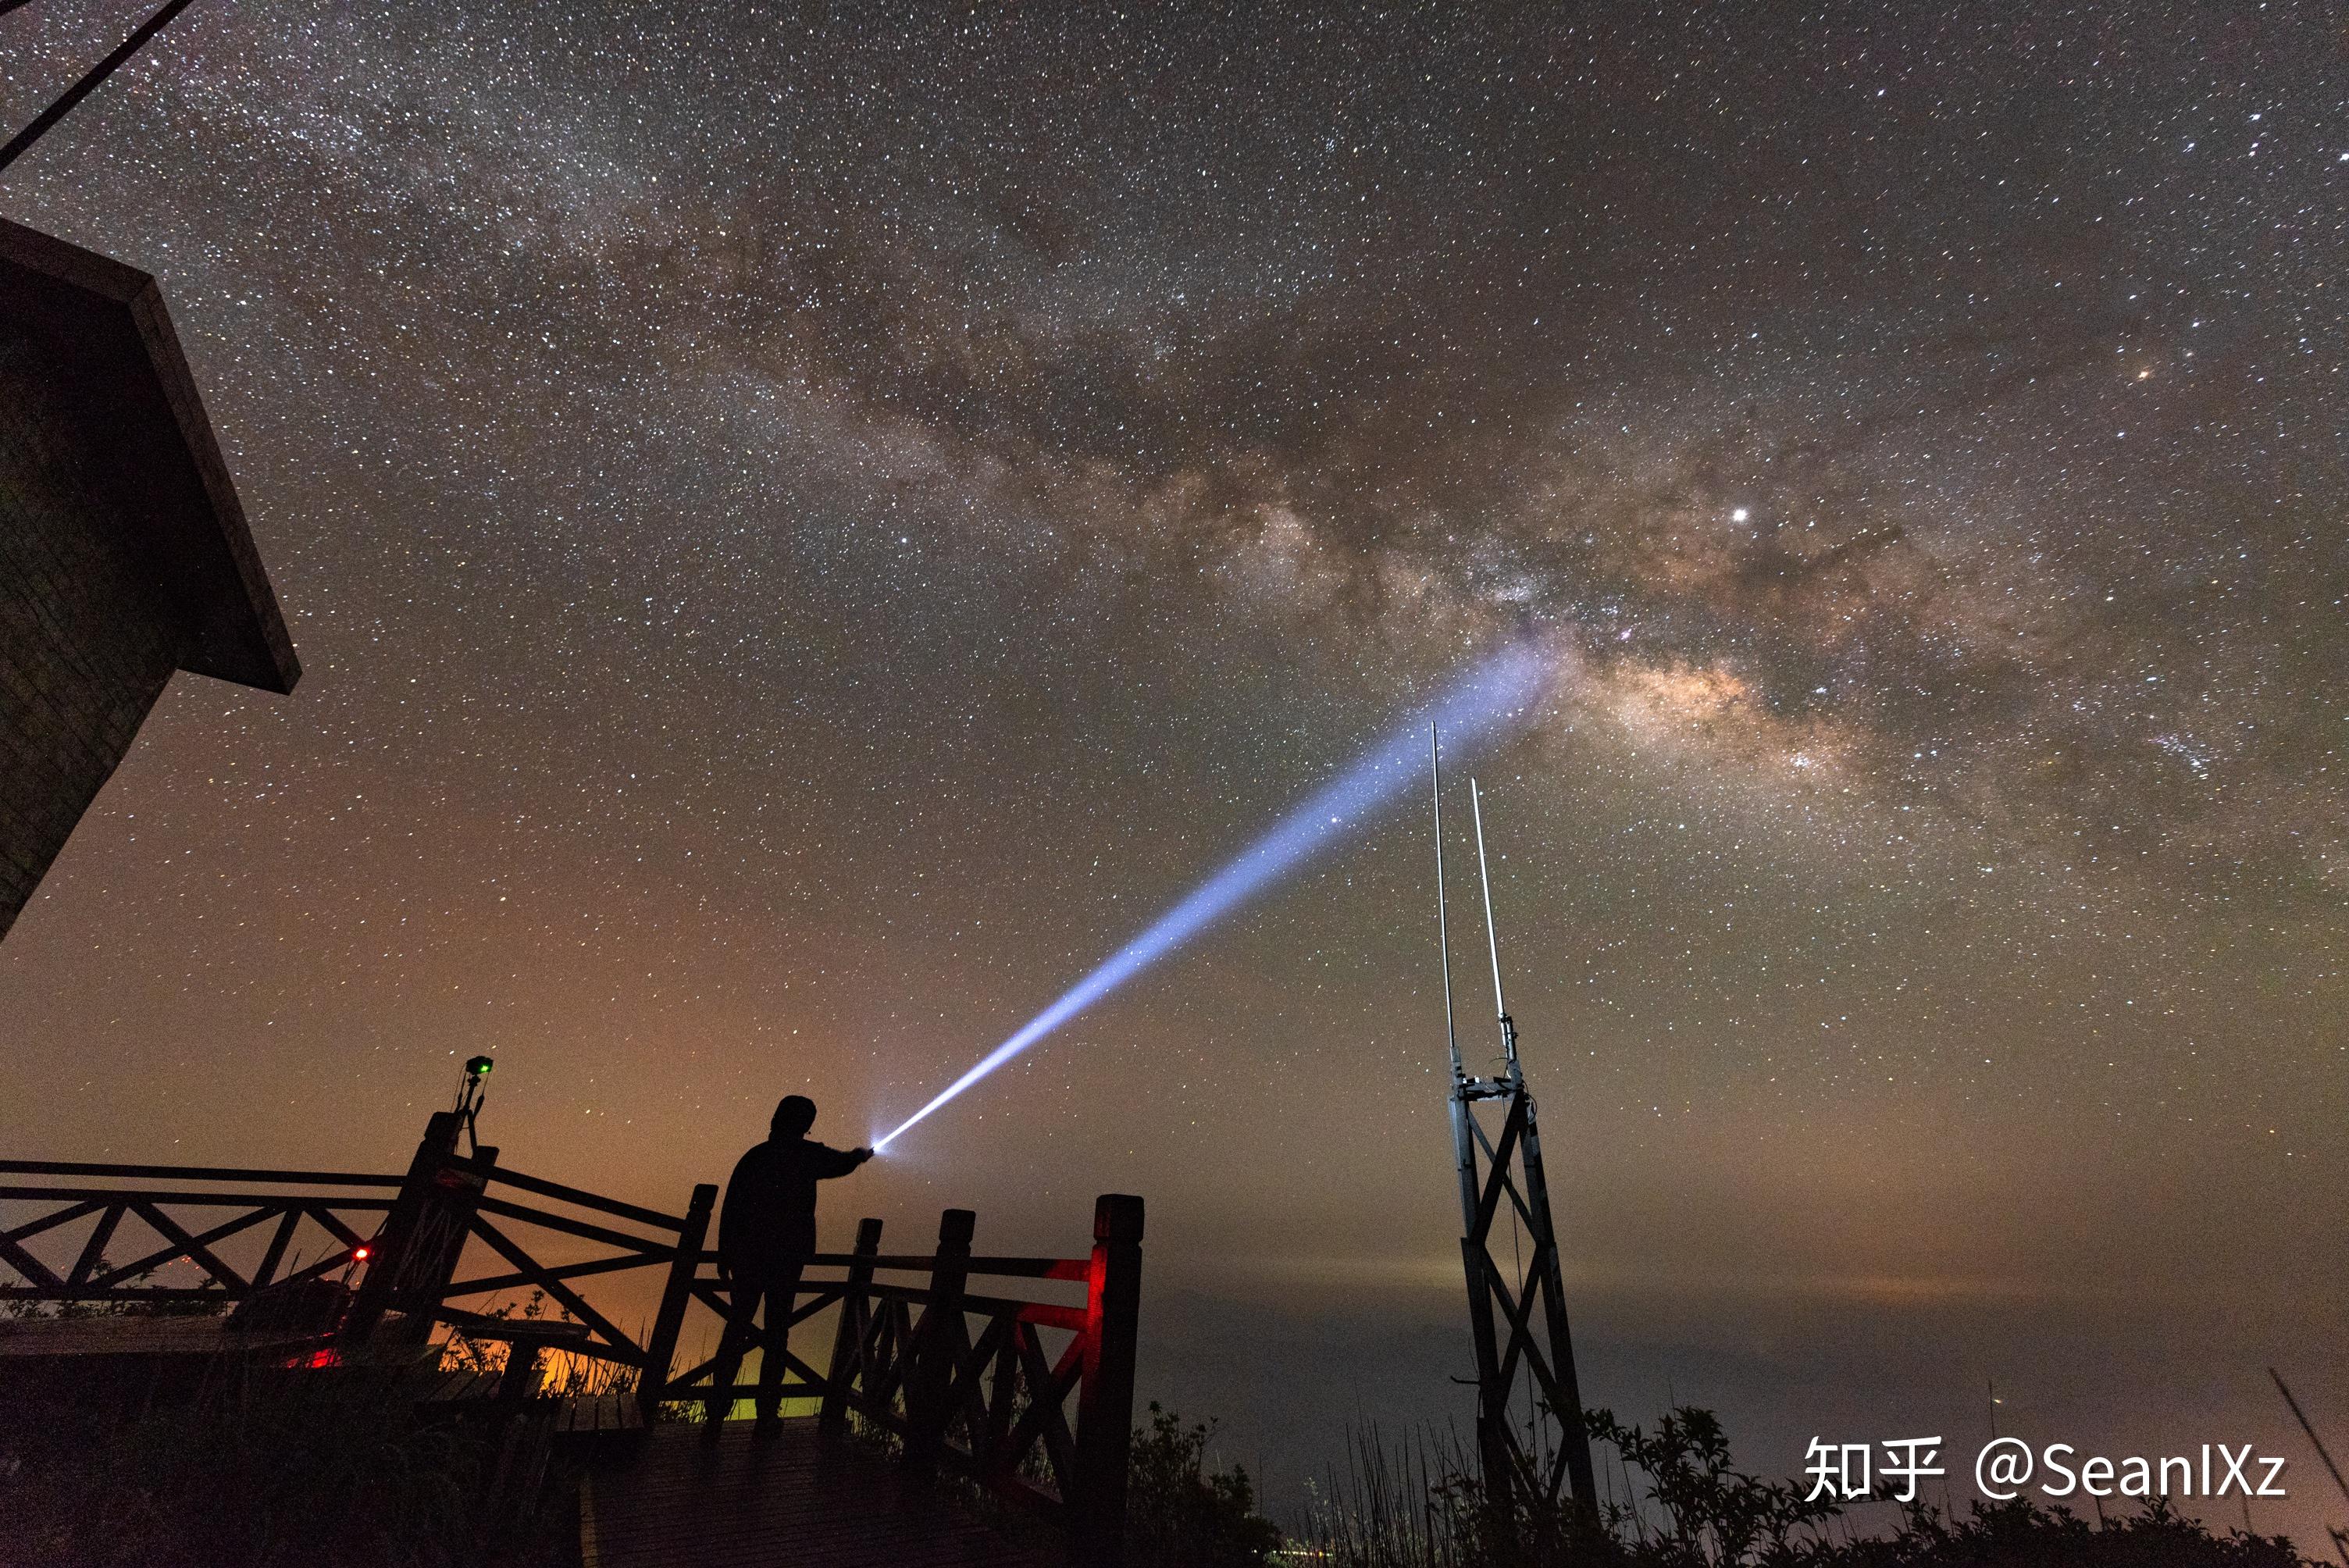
xmin=0 ymin=216 xmax=299 ymax=694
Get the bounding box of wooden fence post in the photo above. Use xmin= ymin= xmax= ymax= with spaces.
xmin=1070 ymin=1193 xmax=1144 ymax=1565
xmin=339 ymin=1110 xmax=465 ymax=1346
xmin=821 ymin=1217 xmax=882 ymax=1434
xmin=902 ymin=1207 xmax=973 ymax=1482
xmin=638 ymin=1182 xmax=715 ymax=1425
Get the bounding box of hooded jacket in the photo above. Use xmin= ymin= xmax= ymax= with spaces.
xmin=718 ymin=1134 xmax=864 ymax=1269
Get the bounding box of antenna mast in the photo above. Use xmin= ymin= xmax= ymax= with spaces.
xmin=1469 ymin=779 xmax=1521 ymax=1075
xmin=1429 ymin=761 xmax=1598 ymax=1523
xmin=1431 ymin=725 xmax=1462 ymax=1080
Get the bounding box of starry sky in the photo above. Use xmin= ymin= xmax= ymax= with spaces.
xmin=3 ymin=0 xmax=2345 ymax=1540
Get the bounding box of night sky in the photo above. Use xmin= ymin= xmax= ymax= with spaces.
xmin=4 ymin=0 xmax=2345 ymax=1540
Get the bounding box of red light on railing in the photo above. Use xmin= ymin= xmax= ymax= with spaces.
xmin=353 ymin=1247 xmax=369 ymax=1262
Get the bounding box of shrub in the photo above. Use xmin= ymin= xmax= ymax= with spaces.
xmin=1127 ymin=1402 xmax=1285 ymax=1567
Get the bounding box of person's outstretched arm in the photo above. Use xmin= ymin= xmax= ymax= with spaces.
xmin=811 ymin=1142 xmax=873 ymax=1179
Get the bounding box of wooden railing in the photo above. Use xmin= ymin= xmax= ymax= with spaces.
xmin=654 ymin=1197 xmax=1144 ymax=1556
xmin=0 ymin=1116 xmax=1143 ymax=1563
xmin=0 ymin=1157 xmax=398 ymax=1302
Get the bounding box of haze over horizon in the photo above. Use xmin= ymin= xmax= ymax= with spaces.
xmin=2 ymin=0 xmax=2343 ymax=1544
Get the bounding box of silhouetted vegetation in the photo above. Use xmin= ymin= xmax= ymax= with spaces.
xmin=0 ymin=1268 xmax=229 ymax=1321
xmin=0 ymin=1324 xmax=590 ymax=1568
xmin=6 ymin=1374 xmax=471 ymax=1566
xmin=3 ymin=1366 xmax=2315 ymax=1567
xmin=1277 ymin=1406 xmax=2315 ymax=1568
xmin=1126 ymin=1402 xmax=1285 ymax=1568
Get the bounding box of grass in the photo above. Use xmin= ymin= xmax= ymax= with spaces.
xmin=0 ymin=1301 xmax=590 ymax=1568
xmin=1271 ymin=1408 xmax=2319 ymax=1568
xmin=0 ymin=1365 xmax=533 ymax=1566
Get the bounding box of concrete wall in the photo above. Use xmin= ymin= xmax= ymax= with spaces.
xmin=0 ymin=330 xmax=183 ymax=936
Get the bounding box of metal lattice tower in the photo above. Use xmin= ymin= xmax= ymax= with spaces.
xmin=1431 ymin=726 xmax=1599 ymax=1517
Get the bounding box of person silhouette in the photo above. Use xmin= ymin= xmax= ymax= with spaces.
xmin=707 ymin=1095 xmax=872 ymax=1430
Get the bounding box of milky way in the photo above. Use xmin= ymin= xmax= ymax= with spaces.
xmin=3 ymin=0 xmax=2344 ymax=1536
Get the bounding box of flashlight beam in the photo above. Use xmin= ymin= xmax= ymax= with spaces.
xmin=873 ymin=641 xmax=1556 ymax=1152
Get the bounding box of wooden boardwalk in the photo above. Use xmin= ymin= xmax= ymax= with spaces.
xmin=411 ymin=1363 xmax=647 ymax=1434
xmin=581 ymin=1418 xmax=1054 ymax=1568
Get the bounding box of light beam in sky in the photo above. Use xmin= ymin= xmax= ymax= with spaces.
xmin=872 ymin=640 xmax=1559 ymax=1151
